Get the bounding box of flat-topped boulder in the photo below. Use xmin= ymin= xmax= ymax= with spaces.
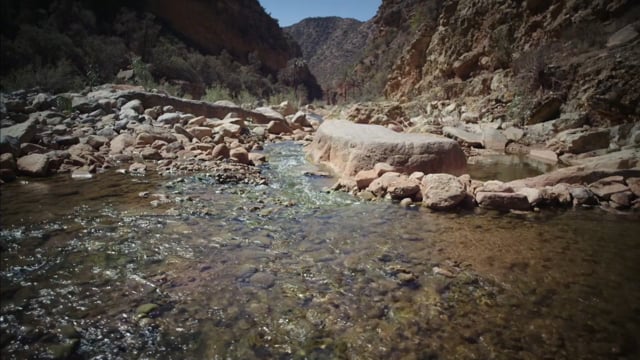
xmin=307 ymin=120 xmax=466 ymax=178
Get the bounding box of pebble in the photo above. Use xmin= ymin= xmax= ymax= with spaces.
xmin=249 ymin=272 xmax=276 ymax=289
xmin=433 ymin=266 xmax=456 ymax=278
xmin=136 ymin=303 xmax=159 ymax=318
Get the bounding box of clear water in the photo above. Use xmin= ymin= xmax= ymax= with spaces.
xmin=1 ymin=143 xmax=639 ymax=359
xmin=467 ymin=154 xmax=557 ymax=182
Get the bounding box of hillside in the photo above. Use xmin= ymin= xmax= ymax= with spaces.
xmin=0 ymin=0 xmax=322 ymax=101
xmin=348 ymin=0 xmax=640 ymax=126
xmin=286 ymin=0 xmax=638 ymax=125
xmin=285 ymin=17 xmax=374 ymax=98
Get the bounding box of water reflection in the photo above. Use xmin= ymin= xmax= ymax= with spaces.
xmin=467 ymin=154 xmax=556 ymax=181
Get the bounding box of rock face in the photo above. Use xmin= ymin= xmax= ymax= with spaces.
xmin=308 ymin=120 xmax=466 ymax=178
xmin=285 ymin=17 xmax=375 ymax=92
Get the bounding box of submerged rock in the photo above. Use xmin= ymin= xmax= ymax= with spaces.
xmin=476 ymin=192 xmax=531 ymax=211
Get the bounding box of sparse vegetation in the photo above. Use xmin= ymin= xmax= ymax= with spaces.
xmin=0 ymin=1 xmax=320 ymax=102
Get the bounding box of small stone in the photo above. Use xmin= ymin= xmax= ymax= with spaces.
xmin=248 ymin=152 xmax=266 ymax=165
xmin=249 ymin=272 xmax=276 ymax=289
xmin=433 ymin=266 xmax=456 ymax=278
xmin=267 ymin=120 xmax=292 ymax=135
xmin=476 ymin=192 xmax=531 ymax=211
xmin=589 ymin=176 xmax=628 ymax=200
xmin=517 ymin=187 xmax=544 ymax=207
xmin=157 ymin=112 xmax=181 ymax=126
xmin=529 ymin=149 xmax=558 ymax=164
xmin=399 ymin=198 xmax=413 ymax=207
xmin=610 ymin=191 xmax=633 ymax=209
xmin=355 ymin=169 xmax=378 ymax=190
xmin=129 ymin=162 xmax=147 ymax=175
xmin=71 ymin=169 xmax=93 ymax=180
xmin=136 ymin=303 xmax=159 ymax=316
xmin=48 ymin=339 xmax=79 ymax=360
xmin=291 ymin=111 xmax=311 ymax=128
xmin=140 ymin=147 xmax=162 ymax=160
xmin=121 ymin=99 xmax=143 ymax=114
xmin=625 ymin=177 xmax=640 ymax=197
xmin=58 ymin=324 xmax=80 ymax=339
xmin=397 ymin=271 xmax=417 ymax=284
xmin=173 ymin=124 xmax=194 ymax=141
xmin=476 ymin=180 xmax=513 ymax=193
xmin=211 ymin=143 xmax=230 ymax=159
xmin=569 ymin=186 xmax=597 ymax=207
xmin=110 ymin=133 xmax=135 ymax=154
xmin=358 ymin=190 xmax=376 ymax=201
xmin=189 ymin=126 xmax=213 ymax=140
xmin=17 ymin=153 xmax=49 ymax=177
xmin=409 ymin=171 xmax=425 ymax=181
xmin=86 ymin=135 xmax=108 ymax=150
xmin=55 ymin=135 xmax=80 ymax=147
xmin=230 ymin=147 xmax=249 ymax=165
xmin=0 ymin=153 xmax=16 ymax=170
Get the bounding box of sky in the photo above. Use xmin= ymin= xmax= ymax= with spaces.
xmin=259 ymin=0 xmax=382 ymax=27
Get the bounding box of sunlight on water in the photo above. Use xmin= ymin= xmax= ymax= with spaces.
xmin=1 ymin=142 xmax=639 ymax=359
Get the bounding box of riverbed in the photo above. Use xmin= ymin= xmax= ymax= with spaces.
xmin=1 ymin=142 xmax=639 ymax=359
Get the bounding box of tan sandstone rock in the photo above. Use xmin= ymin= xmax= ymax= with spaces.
xmin=308 ymin=120 xmax=466 ymax=179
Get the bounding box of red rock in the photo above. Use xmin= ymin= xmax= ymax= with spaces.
xmin=211 ymin=144 xmax=230 ymax=159
xmin=355 ymin=169 xmax=378 ymax=190
xmin=230 ymin=147 xmax=250 ymax=164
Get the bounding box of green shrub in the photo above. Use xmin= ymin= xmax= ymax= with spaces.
xmin=1 ymin=58 xmax=83 ymax=93
xmin=132 ymin=56 xmax=155 ymax=89
xmin=203 ymin=85 xmax=233 ymax=102
xmin=235 ymin=89 xmax=258 ymax=105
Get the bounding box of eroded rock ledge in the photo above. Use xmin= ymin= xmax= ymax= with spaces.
xmin=306 ymin=120 xmax=466 ymax=178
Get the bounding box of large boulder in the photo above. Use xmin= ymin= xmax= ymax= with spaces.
xmin=308 ymin=120 xmax=466 ymax=178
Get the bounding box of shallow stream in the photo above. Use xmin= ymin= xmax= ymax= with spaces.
xmin=1 ymin=142 xmax=639 ymax=359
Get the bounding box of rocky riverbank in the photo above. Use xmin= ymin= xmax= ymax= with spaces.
xmin=0 ymin=84 xmax=317 ymax=185
xmin=308 ymin=110 xmax=640 ymax=213
xmin=2 ymin=84 xmax=639 ymax=214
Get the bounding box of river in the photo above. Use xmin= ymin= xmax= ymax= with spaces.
xmin=1 ymin=142 xmax=639 ymax=359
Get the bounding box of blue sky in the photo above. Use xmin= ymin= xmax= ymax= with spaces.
xmin=259 ymin=0 xmax=382 ymax=27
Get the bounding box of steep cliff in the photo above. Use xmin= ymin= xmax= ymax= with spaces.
xmin=146 ymin=0 xmax=298 ymax=75
xmin=285 ymin=17 xmax=375 ymax=92
xmin=361 ymin=0 xmax=639 ymax=125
